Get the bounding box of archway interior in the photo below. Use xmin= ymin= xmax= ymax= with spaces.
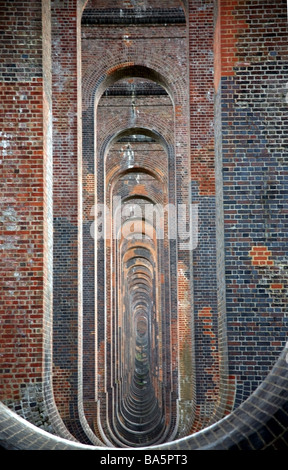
xmin=95 ymin=77 xmax=176 ymax=446
xmin=80 ymin=0 xmax=191 ymax=447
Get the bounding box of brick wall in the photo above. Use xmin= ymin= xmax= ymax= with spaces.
xmin=220 ymin=0 xmax=288 ymax=406
xmin=0 ymin=0 xmax=47 ymax=428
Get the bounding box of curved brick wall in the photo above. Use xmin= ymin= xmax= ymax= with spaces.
xmin=1 ymin=344 xmax=288 ymax=449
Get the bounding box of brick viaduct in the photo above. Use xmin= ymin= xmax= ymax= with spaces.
xmin=0 ymin=0 xmax=288 ymax=450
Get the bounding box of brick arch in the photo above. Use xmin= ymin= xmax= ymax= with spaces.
xmin=80 ymin=12 xmax=193 ymax=439
xmin=110 ymin=225 xmax=171 ymax=446
xmin=110 ymin=166 xmax=164 ymax=186
xmin=97 ymin=127 xmax=173 ymax=197
xmin=99 ymin=126 xmax=173 ymax=217
xmin=102 ymin=126 xmax=173 ymax=155
xmin=92 ymin=112 xmax=178 ymax=444
xmin=96 ymin=65 xmax=176 ymax=105
xmin=83 ymin=63 xmax=186 ymax=111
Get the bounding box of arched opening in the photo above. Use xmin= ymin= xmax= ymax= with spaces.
xmin=94 ymin=116 xmax=177 ymax=445
xmin=79 ymin=0 xmax=196 ymax=445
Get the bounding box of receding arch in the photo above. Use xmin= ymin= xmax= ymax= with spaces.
xmin=80 ymin=6 xmax=193 ymax=446
xmin=88 ymin=64 xmax=177 ymax=110
xmin=101 ymin=126 xmax=173 ymax=164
